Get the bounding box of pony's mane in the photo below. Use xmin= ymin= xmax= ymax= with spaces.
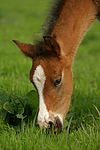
xmin=33 ymin=0 xmax=65 ymax=57
xmin=42 ymin=0 xmax=66 ymax=36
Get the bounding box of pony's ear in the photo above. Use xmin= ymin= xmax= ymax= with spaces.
xmin=43 ymin=36 xmax=60 ymax=57
xmin=13 ymin=40 xmax=35 ymax=58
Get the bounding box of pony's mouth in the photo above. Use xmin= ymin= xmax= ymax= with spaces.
xmin=37 ymin=115 xmax=63 ymax=133
xmin=48 ymin=116 xmax=63 ymax=133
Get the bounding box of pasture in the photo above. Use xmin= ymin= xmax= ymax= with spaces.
xmin=0 ymin=0 xmax=100 ymax=149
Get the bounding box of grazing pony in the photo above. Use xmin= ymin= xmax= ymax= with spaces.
xmin=13 ymin=0 xmax=100 ymax=131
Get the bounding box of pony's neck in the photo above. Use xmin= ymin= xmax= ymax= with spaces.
xmin=51 ymin=0 xmax=97 ymax=58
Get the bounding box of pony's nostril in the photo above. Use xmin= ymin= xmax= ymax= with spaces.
xmin=37 ymin=123 xmax=40 ymax=128
xmin=46 ymin=120 xmax=53 ymax=129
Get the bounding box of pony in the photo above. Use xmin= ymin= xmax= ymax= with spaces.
xmin=13 ymin=0 xmax=100 ymax=131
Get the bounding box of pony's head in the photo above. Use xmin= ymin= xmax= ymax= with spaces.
xmin=13 ymin=36 xmax=73 ymax=131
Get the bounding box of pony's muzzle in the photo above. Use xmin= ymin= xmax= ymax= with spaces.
xmin=37 ymin=116 xmax=63 ymax=133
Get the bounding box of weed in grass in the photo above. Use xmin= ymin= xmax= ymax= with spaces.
xmin=0 ymin=89 xmax=38 ymax=133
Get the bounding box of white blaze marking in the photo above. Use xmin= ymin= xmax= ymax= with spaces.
xmin=33 ymin=65 xmax=49 ymax=126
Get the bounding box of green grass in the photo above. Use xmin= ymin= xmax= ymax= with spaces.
xmin=0 ymin=0 xmax=100 ymax=149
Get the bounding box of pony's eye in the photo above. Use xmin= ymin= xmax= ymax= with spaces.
xmin=53 ymin=78 xmax=62 ymax=87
